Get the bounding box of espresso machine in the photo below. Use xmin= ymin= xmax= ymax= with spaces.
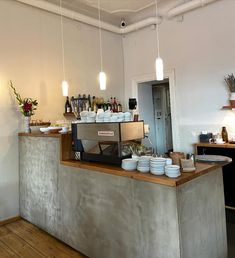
xmin=72 ymin=121 xmax=144 ymax=165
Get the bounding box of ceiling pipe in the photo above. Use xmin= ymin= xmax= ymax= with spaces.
xmin=15 ymin=0 xmax=161 ymax=34
xmin=15 ymin=0 xmax=219 ymax=34
xmin=167 ymin=0 xmax=219 ymax=19
xmin=120 ymin=17 xmax=162 ymax=34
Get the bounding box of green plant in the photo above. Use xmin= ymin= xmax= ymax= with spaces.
xmin=225 ymin=74 xmax=235 ymax=92
xmin=10 ymin=81 xmax=38 ymax=116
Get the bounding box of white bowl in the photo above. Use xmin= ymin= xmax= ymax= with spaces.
xmin=150 ymin=165 xmax=165 ymax=169
xmin=150 ymin=161 xmax=165 ymax=164
xmin=165 ymin=172 xmax=181 ymax=178
xmin=122 ymin=159 xmax=138 ymax=171
xmin=165 ymin=165 xmax=180 ymax=170
xmin=166 ymin=158 xmax=172 ymax=165
xmin=40 ymin=127 xmax=50 ymax=133
xmin=150 ymin=169 xmax=165 ymax=175
xmin=137 ymin=166 xmax=149 ymax=173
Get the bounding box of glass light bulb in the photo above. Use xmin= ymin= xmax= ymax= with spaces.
xmin=99 ymin=71 xmax=106 ymax=90
xmin=155 ymin=57 xmax=164 ymax=81
xmin=62 ymin=80 xmax=69 ymax=96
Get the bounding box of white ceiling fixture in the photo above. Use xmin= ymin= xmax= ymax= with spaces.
xmin=154 ymin=0 xmax=163 ymax=81
xmin=60 ymin=0 xmax=69 ymax=97
xmin=97 ymin=0 xmax=106 ymax=91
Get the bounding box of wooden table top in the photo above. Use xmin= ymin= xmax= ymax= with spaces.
xmin=195 ymin=142 xmax=235 ymax=149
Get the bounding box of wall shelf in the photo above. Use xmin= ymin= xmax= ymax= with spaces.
xmin=63 ymin=112 xmax=75 ymax=117
xmin=222 ymin=105 xmax=232 ymax=109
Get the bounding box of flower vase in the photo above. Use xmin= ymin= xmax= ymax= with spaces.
xmin=24 ymin=116 xmax=31 ymax=133
xmin=230 ymin=92 xmax=235 ymax=108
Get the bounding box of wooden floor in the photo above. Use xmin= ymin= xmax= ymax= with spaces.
xmin=0 ymin=219 xmax=87 ymax=258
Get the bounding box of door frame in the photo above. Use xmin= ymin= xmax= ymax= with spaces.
xmin=131 ymin=69 xmax=180 ymax=151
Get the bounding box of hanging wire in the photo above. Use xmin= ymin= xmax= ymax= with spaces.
xmin=98 ymin=0 xmax=103 ymax=72
xmin=60 ymin=0 xmax=66 ymax=80
xmin=154 ymin=0 xmax=160 ymax=57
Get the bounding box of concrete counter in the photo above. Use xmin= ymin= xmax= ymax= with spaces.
xmin=19 ymin=133 xmax=227 ymax=258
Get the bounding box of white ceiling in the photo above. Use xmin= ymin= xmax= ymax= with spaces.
xmin=43 ymin=0 xmax=184 ymax=25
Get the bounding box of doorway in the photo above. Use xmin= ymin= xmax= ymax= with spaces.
xmin=138 ymin=79 xmax=173 ymax=155
xmin=131 ymin=70 xmax=179 ymax=151
xmin=152 ymin=80 xmax=173 ymax=154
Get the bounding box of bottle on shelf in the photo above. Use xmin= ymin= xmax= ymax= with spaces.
xmin=106 ymin=98 xmax=111 ymax=111
xmin=88 ymin=94 xmax=91 ymax=110
xmin=65 ymin=96 xmax=72 ymax=113
xmin=113 ymin=97 xmax=118 ymax=112
xmin=91 ymin=96 xmax=97 ymax=112
xmin=117 ymin=100 xmax=122 ymax=112
xmin=110 ymin=97 xmax=114 ymax=111
xmin=221 ymin=126 xmax=228 ymax=143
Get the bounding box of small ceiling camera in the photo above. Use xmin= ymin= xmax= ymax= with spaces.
xmin=120 ymin=20 xmax=126 ymax=28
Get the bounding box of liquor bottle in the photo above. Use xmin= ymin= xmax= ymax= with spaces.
xmin=110 ymin=97 xmax=114 ymax=111
xmin=91 ymin=96 xmax=97 ymax=112
xmin=65 ymin=96 xmax=72 ymax=113
xmin=113 ymin=97 xmax=118 ymax=112
xmin=221 ymin=126 xmax=228 ymax=142
xmin=106 ymin=98 xmax=111 ymax=111
xmin=117 ymin=100 xmax=122 ymax=112
xmin=88 ymin=94 xmax=91 ymax=109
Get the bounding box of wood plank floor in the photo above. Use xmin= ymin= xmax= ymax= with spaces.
xmin=0 ymin=219 xmax=87 ymax=258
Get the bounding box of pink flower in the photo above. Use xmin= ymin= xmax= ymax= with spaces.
xmin=23 ymin=102 xmax=32 ymax=112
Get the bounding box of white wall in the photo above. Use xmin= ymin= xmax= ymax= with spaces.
xmin=123 ymin=0 xmax=235 ymax=152
xmin=0 ymin=0 xmax=124 ymax=220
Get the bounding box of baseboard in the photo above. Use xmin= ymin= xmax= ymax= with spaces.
xmin=0 ymin=216 xmax=21 ymax=226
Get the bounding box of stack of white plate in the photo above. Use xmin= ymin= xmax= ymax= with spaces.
xmin=117 ymin=112 xmax=125 ymax=122
xmin=121 ymin=158 xmax=138 ymax=171
xmin=87 ymin=111 xmax=96 ymax=123
xmin=103 ymin=111 xmax=111 ymax=122
xmin=150 ymin=157 xmax=166 ymax=175
xmin=110 ymin=113 xmax=118 ymax=122
xmin=137 ymin=156 xmax=151 ymax=173
xmin=124 ymin=112 xmax=132 ymax=122
xmin=96 ymin=112 xmax=104 ymax=123
xmin=165 ymin=165 xmax=181 ymax=178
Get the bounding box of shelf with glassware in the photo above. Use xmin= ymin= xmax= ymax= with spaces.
xmin=63 ymin=94 xmax=123 ymax=119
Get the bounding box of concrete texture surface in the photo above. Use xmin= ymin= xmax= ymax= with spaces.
xmin=178 ymin=170 xmax=227 ymax=258
xmin=19 ymin=136 xmax=227 ymax=258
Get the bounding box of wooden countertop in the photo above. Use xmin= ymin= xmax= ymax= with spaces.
xmin=195 ymin=142 xmax=235 ymax=149
xmin=61 ymin=160 xmax=223 ymax=187
xmin=19 ymin=133 xmax=225 ymax=187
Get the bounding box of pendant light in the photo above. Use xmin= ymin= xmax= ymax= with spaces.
xmin=97 ymin=0 xmax=106 ymax=90
xmin=155 ymin=0 xmax=164 ymax=81
xmin=60 ymin=0 xmax=69 ymax=96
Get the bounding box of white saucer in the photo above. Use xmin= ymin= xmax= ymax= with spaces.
xmin=59 ymin=130 xmax=69 ymax=134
